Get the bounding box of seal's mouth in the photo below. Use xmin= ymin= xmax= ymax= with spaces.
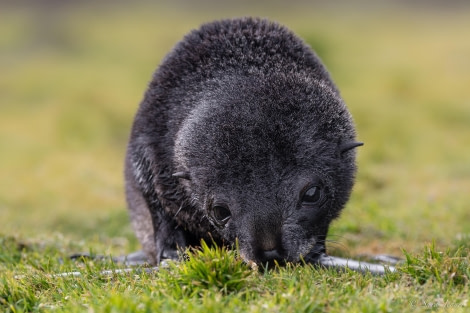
xmin=239 ymin=241 xmax=326 ymax=267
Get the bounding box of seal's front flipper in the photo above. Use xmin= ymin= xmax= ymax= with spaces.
xmin=153 ymin=216 xmax=189 ymax=264
xmin=69 ymin=250 xmax=150 ymax=266
xmin=358 ymin=254 xmax=402 ymax=265
xmin=311 ymin=253 xmax=396 ymax=275
xmin=114 ymin=250 xmax=150 ymax=266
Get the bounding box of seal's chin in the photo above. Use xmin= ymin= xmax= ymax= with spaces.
xmin=240 ymin=252 xmax=285 ymax=268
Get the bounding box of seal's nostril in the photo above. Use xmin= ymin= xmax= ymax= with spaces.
xmin=262 ymin=249 xmax=282 ymax=261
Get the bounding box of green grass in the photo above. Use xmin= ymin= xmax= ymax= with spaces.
xmin=1 ymin=2 xmax=470 ymax=312
xmin=1 ymin=237 xmax=469 ymax=312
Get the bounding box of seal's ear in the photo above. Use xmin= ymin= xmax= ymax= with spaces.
xmin=172 ymin=171 xmax=191 ymax=180
xmin=338 ymin=141 xmax=363 ymax=156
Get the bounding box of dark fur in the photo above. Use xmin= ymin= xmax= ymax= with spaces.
xmin=125 ymin=17 xmax=360 ymax=265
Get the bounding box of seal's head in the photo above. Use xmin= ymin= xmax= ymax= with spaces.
xmin=174 ymin=72 xmax=361 ymax=265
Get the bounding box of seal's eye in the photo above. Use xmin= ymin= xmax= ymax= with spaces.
xmin=301 ymin=186 xmax=321 ymax=205
xmin=211 ymin=205 xmax=231 ymax=226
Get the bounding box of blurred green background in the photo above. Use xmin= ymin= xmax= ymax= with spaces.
xmin=1 ymin=1 xmax=469 ymax=256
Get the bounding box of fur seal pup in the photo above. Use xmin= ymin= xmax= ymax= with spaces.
xmin=125 ymin=17 xmax=363 ymax=266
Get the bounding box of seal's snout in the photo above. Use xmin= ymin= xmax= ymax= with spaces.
xmin=247 ymin=217 xmax=286 ymax=264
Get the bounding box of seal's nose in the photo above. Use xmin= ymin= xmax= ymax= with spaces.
xmin=257 ymin=248 xmax=286 ymax=265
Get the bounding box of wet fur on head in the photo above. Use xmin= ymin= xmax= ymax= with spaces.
xmin=125 ymin=17 xmax=361 ymax=265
